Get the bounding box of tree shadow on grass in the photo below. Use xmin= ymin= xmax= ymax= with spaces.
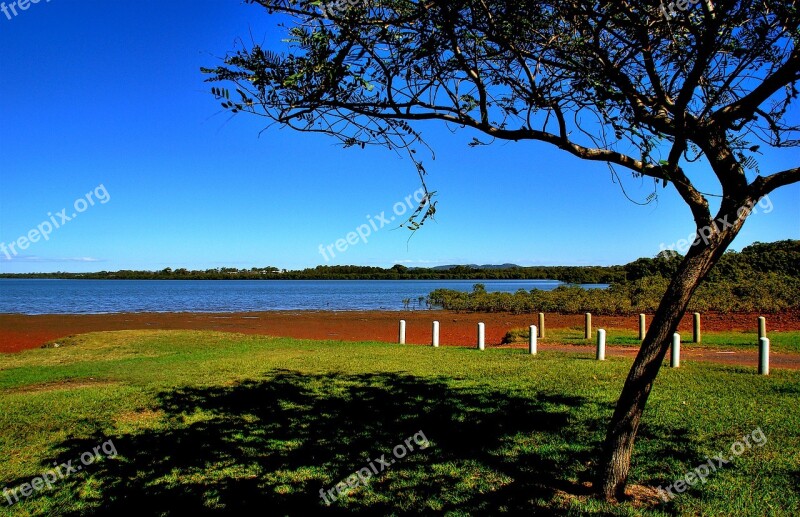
xmin=33 ymin=370 xmax=698 ymax=515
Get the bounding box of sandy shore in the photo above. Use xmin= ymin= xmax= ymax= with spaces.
xmin=2 ymin=310 xmax=798 ymax=364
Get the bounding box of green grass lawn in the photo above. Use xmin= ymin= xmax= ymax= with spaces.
xmin=1 ymin=330 xmax=798 ymax=515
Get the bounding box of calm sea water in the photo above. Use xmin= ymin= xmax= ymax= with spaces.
xmin=0 ymin=279 xmax=608 ymax=315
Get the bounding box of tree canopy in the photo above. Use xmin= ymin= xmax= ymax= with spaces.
xmin=204 ymin=0 xmax=800 ymax=502
xmin=205 ymin=0 xmax=799 ymax=223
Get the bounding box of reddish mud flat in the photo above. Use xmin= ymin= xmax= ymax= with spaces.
xmin=1 ymin=310 xmax=798 ymax=368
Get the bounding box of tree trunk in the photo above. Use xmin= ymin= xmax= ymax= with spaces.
xmin=597 ymin=217 xmax=745 ymax=501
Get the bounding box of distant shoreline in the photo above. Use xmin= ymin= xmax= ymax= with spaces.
xmin=0 ymin=278 xmax=609 ymax=315
xmin=0 ymin=277 xmax=587 ymax=281
xmin=0 ymin=263 xmax=624 ymax=284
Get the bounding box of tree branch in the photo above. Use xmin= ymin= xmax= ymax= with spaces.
xmin=752 ymin=167 xmax=800 ymax=198
xmin=712 ymin=49 xmax=800 ymax=126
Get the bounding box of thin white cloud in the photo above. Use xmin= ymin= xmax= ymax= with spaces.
xmin=0 ymin=255 xmax=104 ymax=263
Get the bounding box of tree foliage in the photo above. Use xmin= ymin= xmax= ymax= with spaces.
xmin=204 ymin=0 xmax=799 ymax=215
xmin=429 ymin=240 xmax=800 ymax=313
xmin=203 ymin=0 xmax=800 ymax=501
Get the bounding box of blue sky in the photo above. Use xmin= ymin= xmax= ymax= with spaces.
xmin=0 ymin=0 xmax=798 ymax=273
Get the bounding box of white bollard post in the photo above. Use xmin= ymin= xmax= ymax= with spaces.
xmin=759 ymin=337 xmax=770 ymax=376
xmin=671 ymin=333 xmax=681 ymax=368
xmin=529 ymin=325 xmax=537 ymax=355
xmin=477 ymin=322 xmax=485 ymax=351
xmin=538 ymin=313 xmax=545 ymax=339
xmin=585 ymin=312 xmax=592 ymax=340
xmin=432 ymin=321 xmax=440 ymax=348
xmin=399 ymin=320 xmax=406 ymax=345
xmin=596 ymin=329 xmax=606 ymax=361
xmin=758 ymin=316 xmax=767 ymax=341
xmin=693 ymin=312 xmax=701 ymax=343
xmin=639 ymin=314 xmax=646 ymax=341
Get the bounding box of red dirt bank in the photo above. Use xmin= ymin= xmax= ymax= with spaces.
xmin=2 ymin=310 xmax=797 ymax=348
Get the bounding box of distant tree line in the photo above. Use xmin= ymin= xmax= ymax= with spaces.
xmin=1 ymin=262 xmax=625 ymax=282
xmin=3 ymin=241 xmax=798 ymax=316
xmin=428 ymin=240 xmax=800 ymax=314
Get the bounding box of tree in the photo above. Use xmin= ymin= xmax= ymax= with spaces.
xmin=204 ymin=0 xmax=800 ymax=501
xmin=624 ymin=253 xmax=683 ymax=281
xmin=391 ymin=263 xmax=409 ymax=274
